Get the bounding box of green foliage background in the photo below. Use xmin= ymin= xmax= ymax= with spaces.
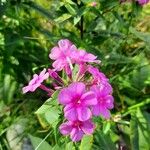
xmin=0 ymin=0 xmax=150 ymax=149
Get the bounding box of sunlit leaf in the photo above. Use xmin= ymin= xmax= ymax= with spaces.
xmin=80 ymin=135 xmax=93 ymax=150
xmin=29 ymin=134 xmax=52 ymax=150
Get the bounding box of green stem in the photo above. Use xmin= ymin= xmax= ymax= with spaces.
xmin=80 ymin=16 xmax=84 ymax=39
xmin=122 ymin=98 xmax=150 ymax=117
xmin=54 ymin=127 xmax=58 ymax=145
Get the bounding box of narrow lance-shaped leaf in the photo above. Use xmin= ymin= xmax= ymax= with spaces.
xmin=130 ymin=109 xmax=150 ymax=150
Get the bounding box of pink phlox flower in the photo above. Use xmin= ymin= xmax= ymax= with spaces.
xmin=58 ymin=82 xmax=97 ymax=121
xmin=59 ymin=119 xmax=95 ymax=142
xmin=49 ymin=39 xmax=77 ymax=74
xmin=91 ymin=85 xmax=114 ymax=119
xmin=137 ymin=0 xmax=149 ymax=5
xmin=72 ymin=49 xmax=100 ymax=64
xmin=22 ymin=68 xmax=49 ymax=93
xmin=88 ymin=65 xmax=113 ymax=93
xmin=120 ymin=0 xmax=150 ymax=5
xmin=90 ymin=1 xmax=97 ymax=7
xmin=88 ymin=65 xmax=108 ymax=82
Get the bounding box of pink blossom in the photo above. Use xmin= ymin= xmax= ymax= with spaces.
xmin=49 ymin=39 xmax=77 ymax=74
xmin=137 ymin=0 xmax=149 ymax=5
xmin=90 ymin=2 xmax=97 ymax=7
xmin=88 ymin=65 xmax=113 ymax=93
xmin=120 ymin=0 xmax=150 ymax=5
xmin=73 ymin=49 xmax=100 ymax=64
xmin=22 ymin=68 xmax=49 ymax=93
xmin=59 ymin=119 xmax=95 ymax=142
xmin=58 ymin=82 xmax=97 ymax=121
xmin=91 ymin=85 xmax=114 ymax=119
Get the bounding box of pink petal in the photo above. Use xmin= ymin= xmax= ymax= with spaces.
xmin=92 ymin=104 xmax=101 ymax=116
xmin=103 ymin=82 xmax=113 ymax=95
xmin=59 ymin=122 xmax=72 ymax=135
xmin=29 ymin=74 xmax=38 ymax=85
xmin=52 ymin=59 xmax=64 ymax=71
xmin=64 ymin=103 xmax=74 ymax=112
xmin=22 ymin=86 xmax=30 ymax=93
xmin=58 ymin=88 xmax=72 ymax=105
xmin=39 ymin=68 xmax=46 ymax=77
xmin=70 ymin=45 xmax=77 ymax=54
xmin=81 ymin=91 xmax=97 ymax=106
xmin=77 ymin=107 xmax=91 ymax=121
xmin=38 ymin=73 xmax=49 ymax=83
xmin=78 ymin=50 xmax=86 ymax=57
xmin=42 ymin=72 xmax=49 ymax=80
xmin=99 ymin=106 xmax=111 ymax=119
xmin=78 ymin=64 xmax=88 ymax=76
xmin=49 ymin=46 xmax=61 ymax=60
xmin=70 ymin=128 xmax=84 ymax=142
xmin=81 ymin=120 xmax=95 ymax=134
xmin=64 ymin=106 xmax=78 ymax=121
xmin=30 ymin=83 xmax=41 ymax=92
xmin=69 ymin=82 xmax=85 ymax=97
xmin=91 ymin=86 xmax=100 ymax=97
xmin=64 ymin=65 xmax=72 ymax=75
xmin=84 ymin=53 xmax=97 ymax=62
xmin=58 ymin=39 xmax=72 ymax=50
xmin=105 ymin=95 xmax=114 ymax=109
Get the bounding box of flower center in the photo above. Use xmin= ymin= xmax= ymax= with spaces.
xmin=73 ymin=95 xmax=82 ymax=106
xmin=99 ymin=98 xmax=105 ymax=105
xmin=77 ymin=99 xmax=81 ymax=104
xmin=74 ymin=121 xmax=82 ymax=127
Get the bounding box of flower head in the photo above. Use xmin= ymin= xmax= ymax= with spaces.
xmin=49 ymin=39 xmax=77 ymax=74
xmin=59 ymin=119 xmax=95 ymax=142
xmin=22 ymin=68 xmax=49 ymax=93
xmin=137 ymin=0 xmax=149 ymax=5
xmin=90 ymin=1 xmax=97 ymax=7
xmin=58 ymin=82 xmax=97 ymax=121
xmin=23 ymin=38 xmax=114 ymax=142
xmin=91 ymin=85 xmax=114 ymax=119
xmin=88 ymin=65 xmax=113 ymax=93
xmin=73 ymin=50 xmax=100 ymax=64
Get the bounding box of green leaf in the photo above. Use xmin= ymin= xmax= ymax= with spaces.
xmin=55 ymin=14 xmax=72 ymax=23
xmin=130 ymin=109 xmax=150 ymax=150
xmin=65 ymin=4 xmax=77 ymax=15
xmin=29 ymin=134 xmax=52 ymax=150
xmin=64 ymin=0 xmax=76 ymax=5
xmin=23 ymin=1 xmax=54 ymax=23
xmin=65 ymin=142 xmax=75 ymax=150
xmin=130 ymin=27 xmax=150 ymax=48
xmin=100 ymin=0 xmax=119 ymax=10
xmin=73 ymin=6 xmax=90 ymax=25
xmin=74 ymin=16 xmax=81 ymax=25
xmin=131 ymin=65 xmax=150 ymax=90
xmin=36 ymin=105 xmax=51 ymax=114
xmin=52 ymin=145 xmax=62 ymax=150
xmin=94 ymin=131 xmax=117 ymax=150
xmin=102 ymin=121 xmax=111 ymax=134
xmin=80 ymin=135 xmax=93 ymax=150
xmin=35 ymin=91 xmax=60 ymax=128
xmin=45 ymin=107 xmax=60 ymax=125
xmin=2 ymin=74 xmax=17 ymax=104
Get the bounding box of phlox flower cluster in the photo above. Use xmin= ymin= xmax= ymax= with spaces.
xmin=120 ymin=0 xmax=150 ymax=5
xmin=23 ymin=39 xmax=114 ymax=142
